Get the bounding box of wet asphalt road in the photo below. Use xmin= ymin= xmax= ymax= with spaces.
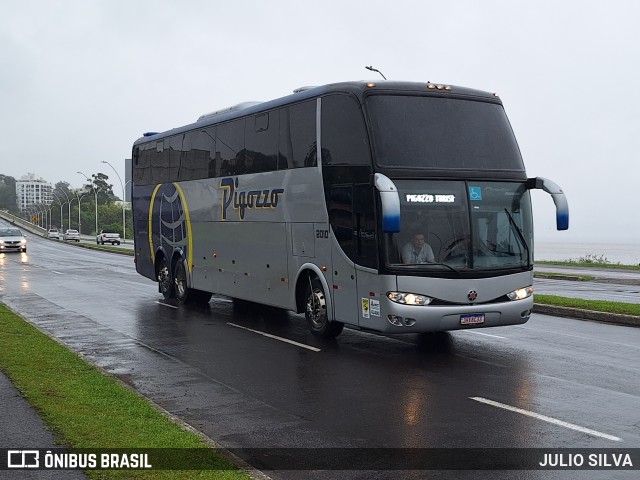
xmin=1 ymin=233 xmax=639 ymax=480
xmin=533 ymin=277 xmax=640 ymax=303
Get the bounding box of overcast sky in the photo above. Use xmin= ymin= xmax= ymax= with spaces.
xmin=1 ymin=0 xmax=639 ymax=243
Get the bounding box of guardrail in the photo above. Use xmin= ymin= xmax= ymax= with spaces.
xmin=0 ymin=210 xmax=47 ymax=237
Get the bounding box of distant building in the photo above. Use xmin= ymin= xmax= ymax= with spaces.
xmin=15 ymin=173 xmax=53 ymax=211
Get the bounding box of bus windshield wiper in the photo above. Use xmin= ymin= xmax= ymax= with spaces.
xmin=504 ymin=209 xmax=531 ymax=265
xmin=426 ymin=262 xmax=461 ymax=273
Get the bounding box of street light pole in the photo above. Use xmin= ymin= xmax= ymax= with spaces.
xmin=101 ymin=160 xmax=126 ymax=243
xmin=57 ymin=189 xmax=71 ymax=232
xmin=69 ymin=196 xmax=78 ymax=231
xmin=51 ymin=192 xmax=63 ymax=230
xmin=77 ymin=171 xmax=99 ymax=235
xmin=77 ymin=193 xmax=87 ymax=233
xmin=36 ymin=204 xmax=46 ymax=227
xmin=53 ymin=191 xmax=69 ymax=231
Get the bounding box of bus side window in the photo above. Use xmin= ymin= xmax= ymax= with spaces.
xmin=150 ymin=140 xmax=169 ymax=184
xmin=245 ymin=111 xmax=278 ymax=173
xmin=169 ymin=135 xmax=183 ymax=182
xmin=132 ymin=145 xmax=147 ymax=185
xmin=328 ymin=185 xmax=354 ymax=258
xmin=353 ymin=184 xmax=378 ymax=269
xmin=328 ymin=184 xmax=378 ymax=269
xmin=217 ymin=119 xmax=245 ymax=176
xmin=321 ymin=94 xmax=371 ymax=167
xmin=136 ymin=143 xmax=154 ymax=185
xmin=280 ymin=100 xmax=316 ymax=169
xmin=204 ymin=127 xmax=217 ymax=178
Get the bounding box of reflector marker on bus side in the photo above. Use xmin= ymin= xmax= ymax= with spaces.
xmin=469 ymin=397 xmax=621 ymax=441
xmin=227 ymin=323 xmax=321 ymax=352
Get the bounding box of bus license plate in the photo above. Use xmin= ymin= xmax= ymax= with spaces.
xmin=460 ymin=314 xmax=485 ymax=325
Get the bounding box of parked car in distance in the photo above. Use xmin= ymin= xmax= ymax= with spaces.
xmin=47 ymin=228 xmax=60 ymax=240
xmin=0 ymin=227 xmax=27 ymax=253
xmin=63 ymin=229 xmax=80 ymax=242
xmin=96 ymin=229 xmax=121 ymax=245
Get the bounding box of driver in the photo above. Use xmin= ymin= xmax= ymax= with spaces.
xmin=402 ymin=231 xmax=436 ymax=264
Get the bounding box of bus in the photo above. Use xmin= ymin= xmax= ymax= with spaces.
xmin=131 ymin=81 xmax=568 ymax=339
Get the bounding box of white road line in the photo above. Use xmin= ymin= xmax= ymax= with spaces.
xmin=469 ymin=397 xmax=621 ymax=442
xmin=518 ymin=326 xmax=640 ymax=350
xmin=227 ymin=323 xmax=321 ymax=352
xmin=463 ymin=330 xmax=506 ymax=339
xmin=156 ymin=301 xmax=179 ymax=309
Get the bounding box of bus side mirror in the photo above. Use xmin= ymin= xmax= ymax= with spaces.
xmin=527 ymin=177 xmax=569 ymax=230
xmin=374 ymin=173 xmax=401 ymax=233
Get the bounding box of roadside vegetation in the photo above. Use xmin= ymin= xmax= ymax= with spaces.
xmin=76 ymin=242 xmax=135 ymax=255
xmin=0 ymin=303 xmax=251 ymax=480
xmin=533 ymin=272 xmax=595 ymax=281
xmin=534 ymin=295 xmax=640 ymax=317
xmin=536 ymin=254 xmax=640 ymax=271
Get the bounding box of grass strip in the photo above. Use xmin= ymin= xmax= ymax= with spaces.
xmin=534 ymin=272 xmax=595 ymax=281
xmin=0 ymin=303 xmax=251 ymax=480
xmin=76 ymin=243 xmax=135 ymax=255
xmin=536 ymin=260 xmax=640 ymax=271
xmin=535 ymin=294 xmax=640 ymax=317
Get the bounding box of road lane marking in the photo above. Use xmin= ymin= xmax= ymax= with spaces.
xmin=518 ymin=326 xmax=640 ymax=350
xmin=156 ymin=301 xmax=178 ymax=309
xmin=469 ymin=397 xmax=621 ymax=442
xmin=227 ymin=323 xmax=321 ymax=352
xmin=463 ymin=331 xmax=506 ymax=339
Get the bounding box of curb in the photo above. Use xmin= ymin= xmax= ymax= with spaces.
xmin=533 ymin=303 xmax=640 ymax=327
xmin=534 ymin=273 xmax=589 ymax=281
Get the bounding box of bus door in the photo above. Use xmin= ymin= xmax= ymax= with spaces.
xmin=328 ymin=185 xmax=359 ymax=325
xmin=328 ymin=184 xmax=378 ymax=326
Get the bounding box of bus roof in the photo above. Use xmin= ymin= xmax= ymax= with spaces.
xmin=133 ymin=81 xmax=501 ymax=145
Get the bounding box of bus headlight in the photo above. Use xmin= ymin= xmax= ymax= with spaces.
xmin=507 ymin=286 xmax=533 ymax=301
xmin=387 ymin=292 xmax=432 ymax=306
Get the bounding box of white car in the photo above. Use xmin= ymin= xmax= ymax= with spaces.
xmin=96 ymin=229 xmax=121 ymax=245
xmin=47 ymin=228 xmax=60 ymax=240
xmin=63 ymin=229 xmax=80 ymax=242
xmin=0 ymin=227 xmax=27 ymax=253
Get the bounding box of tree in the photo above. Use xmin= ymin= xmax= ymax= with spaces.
xmin=54 ymin=181 xmax=72 ymax=197
xmin=0 ymin=174 xmax=18 ymax=212
xmin=91 ymin=173 xmax=116 ymax=204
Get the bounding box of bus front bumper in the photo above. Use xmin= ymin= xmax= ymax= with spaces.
xmin=362 ymin=296 xmax=533 ymax=334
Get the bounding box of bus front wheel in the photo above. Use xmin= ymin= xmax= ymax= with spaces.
xmin=305 ymin=276 xmax=344 ymax=338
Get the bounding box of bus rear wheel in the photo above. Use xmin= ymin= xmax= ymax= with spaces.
xmin=305 ymin=276 xmax=343 ymax=338
xmin=174 ymin=261 xmax=212 ymax=304
xmin=157 ymin=257 xmax=175 ymax=299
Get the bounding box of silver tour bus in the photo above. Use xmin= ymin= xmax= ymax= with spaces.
xmin=131 ymin=81 xmax=568 ymax=338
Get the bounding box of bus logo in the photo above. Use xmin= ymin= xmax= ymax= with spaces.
xmin=220 ymin=177 xmax=285 ymax=220
xmin=468 ymin=290 xmax=478 ymax=301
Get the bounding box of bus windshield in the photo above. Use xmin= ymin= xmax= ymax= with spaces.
xmin=367 ymin=95 xmax=525 ymax=171
xmin=385 ymin=180 xmax=533 ymax=272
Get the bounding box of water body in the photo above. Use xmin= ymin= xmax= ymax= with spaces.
xmin=535 ymin=241 xmax=640 ymax=266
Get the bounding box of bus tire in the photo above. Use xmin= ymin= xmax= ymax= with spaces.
xmin=157 ymin=256 xmax=175 ymax=299
xmin=174 ymin=261 xmax=212 ymax=304
xmin=305 ymin=276 xmax=344 ymax=338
